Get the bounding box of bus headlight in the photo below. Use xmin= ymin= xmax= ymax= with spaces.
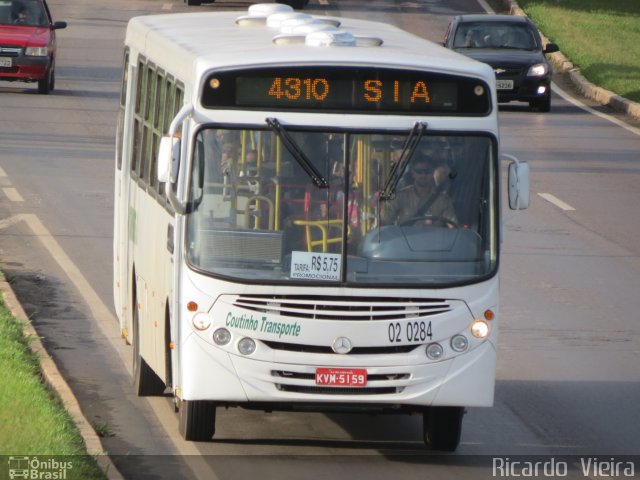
xmin=450 ymin=334 xmax=469 ymax=352
xmin=471 ymin=320 xmax=490 ymax=339
xmin=213 ymin=328 xmax=231 ymax=345
xmin=425 ymin=342 xmax=444 ymax=360
xmin=238 ymin=337 xmax=256 ymax=355
xmin=192 ymin=312 xmax=211 ymax=331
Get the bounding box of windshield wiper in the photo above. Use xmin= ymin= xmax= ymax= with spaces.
xmin=380 ymin=121 xmax=427 ymax=200
xmin=266 ymin=117 xmax=328 ymax=188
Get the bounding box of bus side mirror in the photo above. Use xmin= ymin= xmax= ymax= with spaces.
xmin=158 ymin=136 xmax=181 ymax=184
xmin=507 ymin=157 xmax=530 ymax=210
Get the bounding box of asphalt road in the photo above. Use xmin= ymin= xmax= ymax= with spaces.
xmin=1 ymin=0 xmax=639 ymax=479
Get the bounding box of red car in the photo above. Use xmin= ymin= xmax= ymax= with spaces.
xmin=0 ymin=0 xmax=66 ymax=94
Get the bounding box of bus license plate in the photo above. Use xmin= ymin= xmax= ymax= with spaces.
xmin=0 ymin=57 xmax=12 ymax=68
xmin=315 ymin=368 xmax=367 ymax=387
xmin=496 ymin=79 xmax=514 ymax=90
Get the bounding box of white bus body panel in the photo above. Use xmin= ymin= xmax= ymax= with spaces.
xmin=177 ymin=270 xmax=499 ymax=407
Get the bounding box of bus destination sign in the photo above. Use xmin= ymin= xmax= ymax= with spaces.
xmin=201 ymin=66 xmax=491 ymax=115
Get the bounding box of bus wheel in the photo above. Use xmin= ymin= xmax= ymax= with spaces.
xmin=423 ymin=406 xmax=464 ymax=451
xmin=178 ymin=400 xmax=216 ymax=441
xmin=132 ymin=302 xmax=166 ymax=396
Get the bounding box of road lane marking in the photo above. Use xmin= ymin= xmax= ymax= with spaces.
xmin=0 ymin=213 xmax=221 ymax=479
xmin=0 ymin=215 xmax=24 ymax=229
xmin=0 ymin=166 xmax=7 ymax=177
xmin=538 ymin=192 xmax=576 ymax=211
xmin=552 ymin=83 xmax=640 ymax=136
xmin=3 ymin=187 xmax=24 ymax=202
xmin=478 ymin=0 xmax=493 ymax=13
xmin=1 ymin=214 xmax=118 ymax=337
xmin=162 ymin=3 xmax=172 ymax=10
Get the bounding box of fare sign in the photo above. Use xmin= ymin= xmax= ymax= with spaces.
xmin=315 ymin=368 xmax=367 ymax=387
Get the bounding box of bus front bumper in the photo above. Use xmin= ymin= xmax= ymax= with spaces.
xmin=179 ymin=333 xmax=496 ymax=409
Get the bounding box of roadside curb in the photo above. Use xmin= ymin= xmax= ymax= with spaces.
xmin=0 ymin=276 xmax=124 ymax=480
xmin=505 ymin=0 xmax=640 ymax=121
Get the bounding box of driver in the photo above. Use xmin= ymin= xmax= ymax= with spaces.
xmin=13 ymin=4 xmax=30 ymax=23
xmin=380 ymin=151 xmax=457 ymax=226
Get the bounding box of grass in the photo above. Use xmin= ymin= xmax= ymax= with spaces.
xmin=92 ymin=421 xmax=115 ymax=438
xmin=516 ymin=0 xmax=640 ymax=103
xmin=0 ymin=295 xmax=106 ymax=479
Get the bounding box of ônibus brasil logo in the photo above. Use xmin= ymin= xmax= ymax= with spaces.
xmin=7 ymin=456 xmax=73 ymax=479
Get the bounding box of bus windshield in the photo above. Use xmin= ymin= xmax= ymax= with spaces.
xmin=186 ymin=126 xmax=497 ymax=286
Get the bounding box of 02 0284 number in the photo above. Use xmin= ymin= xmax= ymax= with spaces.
xmin=388 ymin=321 xmax=432 ymax=343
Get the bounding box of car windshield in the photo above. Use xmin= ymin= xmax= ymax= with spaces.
xmin=453 ymin=22 xmax=538 ymax=50
xmin=0 ymin=0 xmax=48 ymax=27
xmin=185 ymin=127 xmax=498 ymax=287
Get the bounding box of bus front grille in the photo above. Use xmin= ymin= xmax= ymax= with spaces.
xmin=233 ymin=294 xmax=451 ymax=321
xmin=262 ymin=340 xmax=418 ymax=355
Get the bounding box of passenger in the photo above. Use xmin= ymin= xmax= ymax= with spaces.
xmin=239 ymin=149 xmax=258 ymax=178
xmin=380 ymin=152 xmax=457 ymax=227
xmin=461 ymin=29 xmax=483 ymax=47
xmin=481 ymin=31 xmax=497 ymax=47
xmin=218 ymin=142 xmax=239 ymax=179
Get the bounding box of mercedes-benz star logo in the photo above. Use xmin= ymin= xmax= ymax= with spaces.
xmin=332 ymin=337 xmax=353 ymax=354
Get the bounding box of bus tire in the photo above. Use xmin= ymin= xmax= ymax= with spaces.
xmin=132 ymin=300 xmax=166 ymax=396
xmin=423 ymin=406 xmax=464 ymax=451
xmin=178 ymin=400 xmax=216 ymax=441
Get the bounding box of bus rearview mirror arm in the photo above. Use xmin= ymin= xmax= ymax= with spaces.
xmin=504 ymin=153 xmax=530 ymax=210
xmin=158 ymin=136 xmax=181 ymax=184
xmin=158 ymin=105 xmax=194 ymax=214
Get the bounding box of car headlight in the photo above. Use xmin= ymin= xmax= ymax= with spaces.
xmin=527 ymin=63 xmax=548 ymax=77
xmin=25 ymin=46 xmax=49 ymax=57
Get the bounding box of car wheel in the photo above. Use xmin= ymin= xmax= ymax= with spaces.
xmin=530 ymin=94 xmax=551 ymax=112
xmin=37 ymin=68 xmax=53 ymax=95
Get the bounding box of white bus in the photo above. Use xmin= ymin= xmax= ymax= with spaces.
xmin=187 ymin=0 xmax=309 ymax=9
xmin=113 ymin=3 xmax=529 ymax=450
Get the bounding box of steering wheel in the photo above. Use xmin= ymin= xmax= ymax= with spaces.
xmin=400 ymin=214 xmax=458 ymax=229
